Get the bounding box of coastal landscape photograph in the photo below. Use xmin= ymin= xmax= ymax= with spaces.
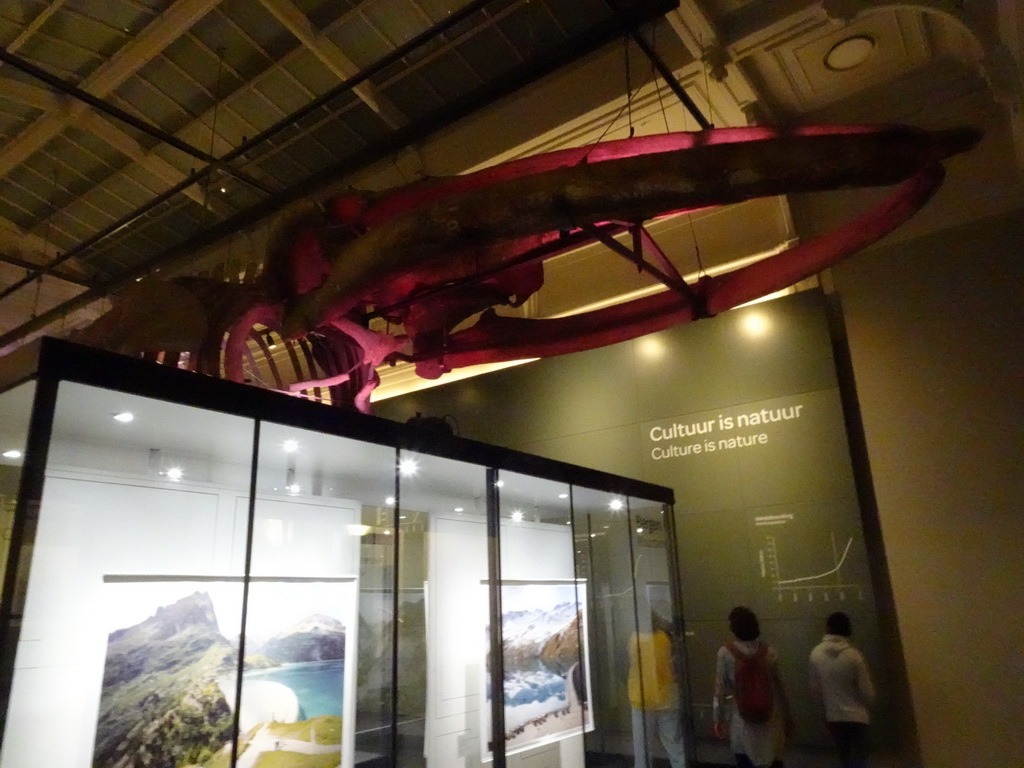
xmin=94 ymin=577 xmax=356 ymax=768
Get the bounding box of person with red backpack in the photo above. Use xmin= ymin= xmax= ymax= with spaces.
xmin=712 ymin=606 xmax=794 ymax=768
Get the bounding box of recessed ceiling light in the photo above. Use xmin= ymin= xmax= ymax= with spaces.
xmin=558 ymin=493 xmax=569 ymax=499
xmin=399 ymin=457 xmax=419 ymax=477
xmin=511 ymin=510 xmax=524 ymax=523
xmin=165 ymin=467 xmax=183 ymax=481
xmin=609 ymin=499 xmax=624 ymax=511
xmin=454 ymin=507 xmax=464 ymax=512
xmin=282 ymin=439 xmax=299 ymax=453
xmin=113 ymin=411 xmax=134 ymax=423
xmin=824 ymin=35 xmax=875 ymax=71
xmin=3 ymin=449 xmax=22 ymax=459
xmin=385 ymin=496 xmax=396 ymax=506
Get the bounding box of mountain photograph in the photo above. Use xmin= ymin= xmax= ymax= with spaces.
xmin=93 ymin=579 xmax=355 ymax=768
xmin=487 ymin=582 xmax=593 ymax=757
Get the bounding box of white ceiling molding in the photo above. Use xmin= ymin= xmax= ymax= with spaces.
xmin=666 ymin=0 xmax=763 ymax=124
xmin=822 ymin=0 xmax=1024 ymax=165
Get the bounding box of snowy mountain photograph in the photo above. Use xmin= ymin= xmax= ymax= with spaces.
xmin=483 ymin=581 xmax=594 ymax=759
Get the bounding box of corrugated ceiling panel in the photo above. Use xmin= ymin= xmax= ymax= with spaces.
xmin=227 ymin=89 xmax=286 ymax=136
xmin=218 ymin=0 xmax=297 ymax=62
xmin=281 ymin=47 xmax=343 ymax=96
xmin=415 ymin=51 xmax=480 ymax=100
xmin=380 ymin=71 xmax=445 ymax=121
xmin=68 ymin=0 xmax=160 ymax=36
xmin=0 ymin=100 xmax=40 ymax=141
xmin=163 ymin=35 xmax=244 ymax=97
xmin=42 ymin=8 xmax=125 ymax=60
xmin=252 ymin=68 xmax=313 ymax=116
xmin=500 ymin=2 xmax=565 ymax=53
xmin=0 ymin=189 xmax=35 ymax=230
xmin=301 ymin=0 xmax=360 ymax=31
xmin=13 ymin=34 xmax=101 ymax=81
xmin=0 ymin=1 xmax=49 ymax=44
xmin=63 ymin=126 xmax=131 ymax=174
xmin=136 ymin=56 xmax=212 ymax=123
xmin=189 ymin=10 xmax=274 ymax=80
xmin=113 ymin=76 xmax=190 ymax=131
xmin=328 ymin=12 xmax=394 ymax=69
xmin=363 ymin=0 xmax=432 ymax=47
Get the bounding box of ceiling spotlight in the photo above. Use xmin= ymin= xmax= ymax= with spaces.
xmin=824 ymin=35 xmax=875 ymax=71
xmin=113 ymin=412 xmax=134 ymax=423
xmin=454 ymin=507 xmax=464 ymax=512
xmin=636 ymin=527 xmax=644 ymax=534
xmin=282 ymin=439 xmax=299 ymax=453
xmin=495 ymin=480 xmax=504 ymax=488
xmin=609 ymin=499 xmax=624 ymax=511
xmin=399 ymin=457 xmax=419 ymax=477
xmin=3 ymin=449 xmax=22 ymax=459
xmin=288 ymin=483 xmax=301 ymax=494
xmin=558 ymin=493 xmax=569 ymax=499
xmin=385 ymin=496 xmax=396 ymax=506
xmin=165 ymin=467 xmax=183 ymax=481
xmin=511 ymin=509 xmax=524 ymax=523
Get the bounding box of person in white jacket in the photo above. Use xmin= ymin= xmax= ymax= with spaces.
xmin=808 ymin=612 xmax=876 ymax=768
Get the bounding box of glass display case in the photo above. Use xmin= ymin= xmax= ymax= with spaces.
xmin=0 ymin=338 xmax=681 ymax=768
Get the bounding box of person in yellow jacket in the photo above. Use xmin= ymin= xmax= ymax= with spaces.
xmin=628 ymin=612 xmax=687 ymax=768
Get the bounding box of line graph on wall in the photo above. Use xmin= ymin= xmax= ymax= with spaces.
xmin=755 ymin=512 xmax=868 ymax=604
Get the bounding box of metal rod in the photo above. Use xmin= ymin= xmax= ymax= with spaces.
xmin=603 ymin=0 xmax=713 ymax=129
xmin=0 ymin=48 xmax=273 ymax=195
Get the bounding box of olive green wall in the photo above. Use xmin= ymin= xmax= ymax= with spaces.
xmin=375 ymin=289 xmax=896 ymax=764
xmin=831 ymin=206 xmax=1024 ymax=768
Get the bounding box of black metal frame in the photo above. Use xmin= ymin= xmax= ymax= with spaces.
xmin=0 ymin=337 xmax=674 ymax=765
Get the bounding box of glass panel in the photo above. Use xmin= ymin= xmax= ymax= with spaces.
xmin=573 ymin=485 xmax=637 ymax=765
xmin=0 ymin=382 xmax=256 ymax=768
xmin=496 ymin=472 xmax=585 ymax=767
xmin=401 ymin=450 xmax=488 ymax=768
xmin=0 ymin=381 xmax=36 ymax=605
xmin=628 ymin=497 xmax=686 ymax=768
xmin=250 ymin=422 xmax=398 ymax=767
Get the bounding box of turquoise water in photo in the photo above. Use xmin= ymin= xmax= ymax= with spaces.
xmin=245 ymin=659 xmax=345 ymax=718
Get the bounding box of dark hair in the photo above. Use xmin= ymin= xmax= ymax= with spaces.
xmin=826 ymin=611 xmax=853 ymax=636
xmin=728 ymin=606 xmax=760 ymax=641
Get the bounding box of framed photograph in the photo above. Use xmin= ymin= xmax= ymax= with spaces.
xmin=481 ymin=579 xmax=594 ymax=760
xmin=93 ymin=574 xmax=357 ymax=768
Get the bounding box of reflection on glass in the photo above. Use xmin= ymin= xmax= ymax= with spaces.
xmin=399 ymin=450 xmax=487 ymax=768
xmin=1 ymin=382 xmax=256 ymax=768
xmin=0 ymin=381 xmax=35 ymax=604
xmin=494 ymin=472 xmax=590 ymax=760
xmin=252 ymin=423 xmax=397 ymax=767
xmin=628 ymin=498 xmax=686 ymax=768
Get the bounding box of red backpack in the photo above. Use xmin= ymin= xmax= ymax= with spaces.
xmin=726 ymin=641 xmax=774 ymax=724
